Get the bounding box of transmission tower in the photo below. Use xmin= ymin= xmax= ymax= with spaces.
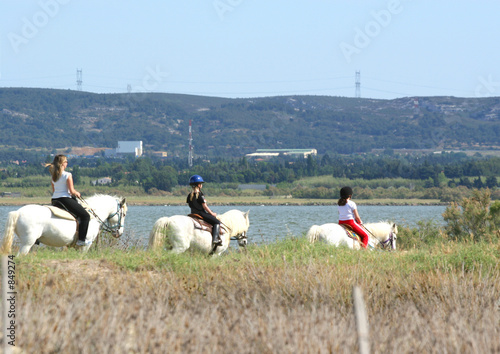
xmin=76 ymin=69 xmax=82 ymax=91
xmin=188 ymin=120 xmax=193 ymax=167
xmin=355 ymin=71 xmax=360 ymax=98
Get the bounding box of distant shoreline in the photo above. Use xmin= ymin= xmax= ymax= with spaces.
xmin=0 ymin=196 xmax=447 ymax=207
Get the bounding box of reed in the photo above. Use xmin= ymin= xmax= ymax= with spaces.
xmin=12 ymin=239 xmax=500 ymax=353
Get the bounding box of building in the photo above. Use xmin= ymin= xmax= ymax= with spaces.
xmin=246 ymin=149 xmax=317 ymax=159
xmin=117 ymin=141 xmax=143 ymax=157
xmin=105 ymin=141 xmax=143 ymax=157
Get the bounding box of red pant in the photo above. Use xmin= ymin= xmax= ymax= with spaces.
xmin=339 ymin=219 xmax=369 ymax=248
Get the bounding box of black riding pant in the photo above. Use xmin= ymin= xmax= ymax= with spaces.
xmin=196 ymin=211 xmax=220 ymax=226
xmin=52 ymin=197 xmax=90 ymax=241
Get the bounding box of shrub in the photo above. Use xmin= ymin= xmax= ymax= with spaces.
xmin=398 ymin=220 xmax=445 ymax=250
xmin=443 ymin=189 xmax=499 ymax=242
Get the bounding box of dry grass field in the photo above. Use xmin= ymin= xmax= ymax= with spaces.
xmin=8 ymin=238 xmax=500 ymax=353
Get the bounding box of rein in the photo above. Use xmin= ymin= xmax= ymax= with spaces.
xmin=78 ymin=197 xmax=125 ymax=238
xmin=379 ymin=231 xmax=395 ymax=250
xmin=362 ymin=224 xmax=395 ymax=251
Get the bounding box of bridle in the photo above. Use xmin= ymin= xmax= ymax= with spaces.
xmin=79 ymin=197 xmax=126 ymax=238
xmin=362 ymin=224 xmax=396 ymax=251
xmin=100 ymin=201 xmax=126 ymax=237
xmin=230 ymin=232 xmax=248 ymax=246
xmin=379 ymin=230 xmax=396 ymax=250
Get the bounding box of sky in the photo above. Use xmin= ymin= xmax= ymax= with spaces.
xmin=1 ymin=0 xmax=500 ymax=100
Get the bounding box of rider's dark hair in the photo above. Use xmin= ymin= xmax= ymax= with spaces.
xmin=338 ymin=186 xmax=353 ymax=206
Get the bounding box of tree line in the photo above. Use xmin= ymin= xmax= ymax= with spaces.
xmin=1 ymin=152 xmax=498 ymax=194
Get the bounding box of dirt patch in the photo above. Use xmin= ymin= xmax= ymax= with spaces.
xmin=46 ymin=259 xmax=119 ymax=279
xmin=56 ymin=146 xmax=109 ymax=156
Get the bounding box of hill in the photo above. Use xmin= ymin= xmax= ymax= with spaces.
xmin=0 ymin=88 xmax=499 ymax=157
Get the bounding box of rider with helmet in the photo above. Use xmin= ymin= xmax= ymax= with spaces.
xmin=187 ymin=175 xmax=222 ymax=246
xmin=337 ymin=186 xmax=370 ymax=248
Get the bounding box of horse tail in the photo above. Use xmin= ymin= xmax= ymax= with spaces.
xmin=1 ymin=211 xmax=19 ymax=254
xmin=148 ymin=217 xmax=170 ymax=250
xmin=306 ymin=225 xmax=321 ymax=243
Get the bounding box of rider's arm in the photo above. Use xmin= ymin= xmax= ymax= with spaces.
xmin=66 ymin=174 xmax=81 ymax=198
xmin=202 ymin=202 xmax=217 ymax=217
xmin=353 ymin=209 xmax=362 ymax=224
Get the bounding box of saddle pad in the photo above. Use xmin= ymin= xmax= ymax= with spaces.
xmin=340 ymin=224 xmax=361 ymax=242
xmin=188 ymin=214 xmax=227 ymax=234
xmin=47 ymin=206 xmax=76 ymax=221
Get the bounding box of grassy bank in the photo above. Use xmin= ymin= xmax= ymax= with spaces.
xmin=0 ymin=195 xmax=444 ymax=206
xmin=13 ymin=239 xmax=500 ymax=352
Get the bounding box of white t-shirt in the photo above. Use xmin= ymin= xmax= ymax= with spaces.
xmin=52 ymin=171 xmax=71 ymax=198
xmin=338 ymin=200 xmax=357 ymax=221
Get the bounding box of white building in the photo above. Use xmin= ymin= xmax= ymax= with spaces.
xmin=116 ymin=141 xmax=143 ymax=157
xmin=246 ymin=149 xmax=317 ymax=159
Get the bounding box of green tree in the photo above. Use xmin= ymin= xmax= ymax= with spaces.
xmin=443 ymin=189 xmax=497 ymax=242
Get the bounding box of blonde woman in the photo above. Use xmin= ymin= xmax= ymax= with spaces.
xmin=186 ymin=175 xmax=222 ymax=246
xmin=48 ymin=154 xmax=91 ymax=247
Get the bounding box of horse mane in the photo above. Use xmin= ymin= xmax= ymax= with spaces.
xmin=85 ymin=193 xmax=120 ymax=201
xmin=83 ymin=194 xmax=127 ymax=213
xmin=219 ymin=210 xmax=249 ymax=237
xmin=364 ymin=221 xmax=396 ymax=238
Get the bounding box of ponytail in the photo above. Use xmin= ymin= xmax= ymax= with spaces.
xmin=46 ymin=154 xmax=67 ymax=182
xmin=189 ymin=184 xmax=201 ymax=201
xmin=337 ymin=197 xmax=348 ymax=206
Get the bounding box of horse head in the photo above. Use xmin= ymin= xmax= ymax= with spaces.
xmin=387 ymin=222 xmax=398 ymax=250
xmin=86 ymin=195 xmax=128 ymax=238
xmin=220 ymin=210 xmax=250 ymax=248
xmin=365 ymin=221 xmax=397 ymax=251
xmin=109 ymin=197 xmax=127 ymax=237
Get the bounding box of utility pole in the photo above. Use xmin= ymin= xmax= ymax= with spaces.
xmin=76 ymin=69 xmax=82 ymax=91
xmin=188 ymin=120 xmax=193 ymax=167
xmin=355 ymin=71 xmax=360 ymax=98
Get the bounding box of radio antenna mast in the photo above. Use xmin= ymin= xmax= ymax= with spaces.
xmin=188 ymin=120 xmax=193 ymax=167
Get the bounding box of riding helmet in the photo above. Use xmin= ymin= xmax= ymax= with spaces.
xmin=340 ymin=186 xmax=353 ymax=199
xmin=189 ymin=175 xmax=205 ymax=185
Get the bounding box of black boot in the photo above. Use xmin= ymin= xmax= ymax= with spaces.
xmin=212 ymin=223 xmax=222 ymax=246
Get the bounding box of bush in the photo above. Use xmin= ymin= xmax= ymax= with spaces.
xmin=398 ymin=220 xmax=445 ymax=250
xmin=443 ymin=189 xmax=499 ymax=242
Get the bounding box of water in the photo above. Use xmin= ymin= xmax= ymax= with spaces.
xmin=0 ymin=204 xmax=446 ymax=246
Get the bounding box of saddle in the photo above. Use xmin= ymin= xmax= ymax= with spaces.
xmin=339 ymin=224 xmax=362 ymax=243
xmin=46 ymin=205 xmax=80 ymax=246
xmin=47 ymin=205 xmax=77 ymax=220
xmin=188 ymin=214 xmax=227 ymax=235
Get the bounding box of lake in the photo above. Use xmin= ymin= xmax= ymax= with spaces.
xmin=0 ymin=204 xmax=447 ymax=247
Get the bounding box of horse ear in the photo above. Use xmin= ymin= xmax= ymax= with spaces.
xmin=244 ymin=210 xmax=250 ymax=218
xmin=120 ymin=198 xmax=127 ymax=207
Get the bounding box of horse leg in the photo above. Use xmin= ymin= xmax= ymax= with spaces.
xmin=171 ymin=241 xmax=190 ymax=254
xmin=18 ymin=243 xmax=34 ymax=256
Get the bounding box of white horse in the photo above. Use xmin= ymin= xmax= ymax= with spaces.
xmin=306 ymin=221 xmax=398 ymax=250
xmin=1 ymin=194 xmax=127 ymax=255
xmin=148 ymin=209 xmax=250 ymax=256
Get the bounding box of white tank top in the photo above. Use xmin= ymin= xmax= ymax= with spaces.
xmin=338 ymin=200 xmax=357 ymax=221
xmin=52 ymin=171 xmax=71 ymax=198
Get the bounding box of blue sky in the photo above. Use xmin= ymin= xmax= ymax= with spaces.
xmin=1 ymin=0 xmax=499 ymax=99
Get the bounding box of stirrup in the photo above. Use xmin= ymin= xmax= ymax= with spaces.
xmin=76 ymin=239 xmax=92 ymax=247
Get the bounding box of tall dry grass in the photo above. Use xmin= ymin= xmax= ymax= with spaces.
xmin=11 ymin=240 xmax=500 ymax=353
